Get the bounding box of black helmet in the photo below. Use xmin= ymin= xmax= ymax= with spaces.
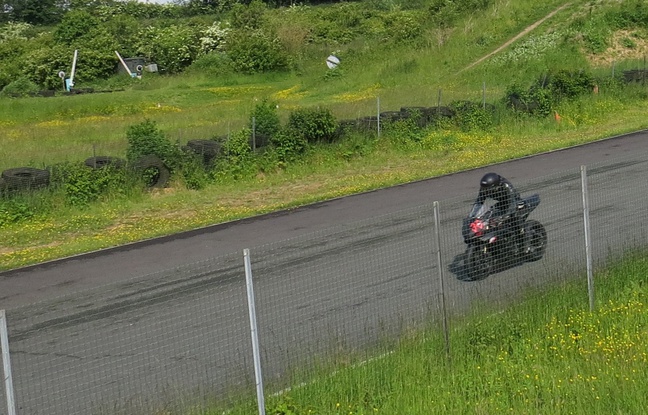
xmin=480 ymin=172 xmax=501 ymax=189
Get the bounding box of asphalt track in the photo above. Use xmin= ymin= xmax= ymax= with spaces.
xmin=1 ymin=129 xmax=648 ymax=414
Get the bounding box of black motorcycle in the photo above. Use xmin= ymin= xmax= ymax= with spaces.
xmin=461 ymin=193 xmax=547 ymax=281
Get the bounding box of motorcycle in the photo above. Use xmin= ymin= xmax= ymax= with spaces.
xmin=461 ymin=193 xmax=547 ymax=281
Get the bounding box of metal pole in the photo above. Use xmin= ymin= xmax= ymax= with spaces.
xmin=0 ymin=310 xmax=17 ymax=415
xmin=482 ymin=81 xmax=486 ymax=110
xmin=252 ymin=116 xmax=257 ymax=152
xmin=580 ymin=166 xmax=595 ymax=311
xmin=376 ymin=96 xmax=381 ymax=139
xmin=244 ymin=249 xmax=266 ymax=415
xmin=433 ymin=202 xmax=450 ymax=358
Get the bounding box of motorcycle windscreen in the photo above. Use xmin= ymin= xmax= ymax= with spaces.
xmin=469 ymin=197 xmax=498 ymax=219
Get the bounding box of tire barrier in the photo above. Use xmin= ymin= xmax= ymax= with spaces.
xmin=1 ymin=167 xmax=50 ymax=191
xmin=622 ymin=69 xmax=647 ymax=83
xmin=84 ymin=156 xmax=125 ymax=170
xmin=186 ymin=139 xmax=222 ymax=165
xmin=132 ymin=155 xmax=170 ymax=189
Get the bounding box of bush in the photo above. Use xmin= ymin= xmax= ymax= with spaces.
xmin=286 ymin=106 xmax=338 ymax=143
xmin=135 ymin=24 xmax=203 ymax=74
xmin=449 ymin=100 xmax=494 ymax=131
xmin=250 ymin=98 xmax=281 ymax=140
xmin=270 ymin=126 xmax=308 ymax=163
xmin=50 ymin=161 xmax=127 ymax=207
xmin=226 ymin=29 xmax=289 ymax=74
xmin=546 ymin=69 xmax=596 ymax=100
xmin=126 ymin=120 xmax=177 ymax=167
xmin=1 ymin=76 xmax=40 ymax=97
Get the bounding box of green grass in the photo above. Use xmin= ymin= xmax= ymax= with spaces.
xmin=215 ymin=251 xmax=648 ymax=415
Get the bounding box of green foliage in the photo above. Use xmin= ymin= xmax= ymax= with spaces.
xmin=384 ymin=116 xmax=425 ymax=149
xmin=0 ymin=76 xmax=40 ymax=97
xmin=173 ymin=148 xmax=213 ymax=190
xmin=50 ymin=161 xmax=127 ymax=207
xmin=449 ymin=100 xmax=494 ymax=131
xmin=215 ymin=128 xmax=255 ymax=180
xmin=546 ymin=69 xmax=596 ymax=100
xmin=1 ymin=0 xmax=63 ymax=25
xmin=606 ymin=0 xmax=648 ymax=29
xmin=54 ymin=10 xmax=100 ymax=44
xmin=270 ymin=126 xmax=308 ymax=163
xmin=0 ymin=197 xmax=36 ymax=227
xmin=186 ymin=51 xmax=234 ymax=75
xmin=229 ymin=0 xmax=267 ymax=30
xmin=135 ymin=24 xmax=203 ymax=74
xmin=21 ymin=43 xmax=71 ymax=89
xmin=126 ymin=119 xmax=176 ymax=165
xmin=226 ymin=28 xmax=288 ymax=74
xmin=286 ymin=106 xmax=338 ymax=143
xmin=503 ymin=81 xmax=553 ymax=117
xmin=250 ymin=98 xmax=281 ymax=139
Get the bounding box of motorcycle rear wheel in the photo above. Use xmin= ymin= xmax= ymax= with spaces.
xmin=465 ymin=244 xmax=492 ymax=281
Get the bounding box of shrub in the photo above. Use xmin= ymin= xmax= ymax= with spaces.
xmin=1 ymin=76 xmax=40 ymax=97
xmin=286 ymin=106 xmax=338 ymax=143
xmin=226 ymin=29 xmax=289 ymax=74
xmin=546 ymin=69 xmax=595 ymax=100
xmin=270 ymin=126 xmax=308 ymax=163
xmin=0 ymin=197 xmax=36 ymax=227
xmin=50 ymin=161 xmax=127 ymax=207
xmin=229 ymin=0 xmax=268 ymax=30
xmin=135 ymin=24 xmax=203 ymax=74
xmin=250 ymin=98 xmax=281 ymax=140
xmin=449 ymin=100 xmax=494 ymax=131
xmin=126 ymin=120 xmax=177 ymax=166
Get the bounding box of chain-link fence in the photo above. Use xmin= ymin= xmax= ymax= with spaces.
xmin=1 ymin=149 xmax=648 ymax=414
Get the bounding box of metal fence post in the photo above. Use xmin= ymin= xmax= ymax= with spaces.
xmin=0 ymin=310 xmax=17 ymax=415
xmin=433 ymin=202 xmax=450 ymax=357
xmin=376 ymin=96 xmax=381 ymax=139
xmin=244 ymin=249 xmax=266 ymax=415
xmin=580 ymin=166 xmax=595 ymax=311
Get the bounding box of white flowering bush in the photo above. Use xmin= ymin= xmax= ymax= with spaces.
xmin=135 ymin=24 xmax=203 ymax=74
xmin=199 ymin=21 xmax=230 ymax=56
xmin=0 ymin=22 xmax=34 ymax=42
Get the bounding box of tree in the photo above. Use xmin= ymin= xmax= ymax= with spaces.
xmin=1 ymin=0 xmax=65 ymax=25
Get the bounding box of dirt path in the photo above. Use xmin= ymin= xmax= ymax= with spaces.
xmin=459 ymin=2 xmax=573 ymax=73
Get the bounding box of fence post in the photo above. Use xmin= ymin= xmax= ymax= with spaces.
xmin=252 ymin=117 xmax=257 ymax=152
xmin=244 ymin=249 xmax=266 ymax=415
xmin=433 ymin=202 xmax=450 ymax=357
xmin=0 ymin=310 xmax=17 ymax=415
xmin=376 ymin=96 xmax=381 ymax=139
xmin=580 ymin=166 xmax=595 ymax=311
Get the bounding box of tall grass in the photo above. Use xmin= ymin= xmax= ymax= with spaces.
xmin=217 ymin=251 xmax=648 ymax=415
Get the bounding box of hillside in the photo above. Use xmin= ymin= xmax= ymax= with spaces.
xmin=1 ymin=0 xmax=648 ymax=271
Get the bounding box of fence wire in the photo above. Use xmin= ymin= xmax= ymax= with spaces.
xmin=3 ymin=149 xmax=648 ymax=414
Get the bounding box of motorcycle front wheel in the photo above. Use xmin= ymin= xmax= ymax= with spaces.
xmin=523 ymin=219 xmax=548 ymax=262
xmin=465 ymin=244 xmax=492 ymax=281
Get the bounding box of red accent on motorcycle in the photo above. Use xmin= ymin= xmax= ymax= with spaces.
xmin=469 ymin=219 xmax=485 ymax=236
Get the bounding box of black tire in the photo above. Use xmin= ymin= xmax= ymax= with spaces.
xmin=132 ymin=155 xmax=170 ymax=188
xmin=186 ymin=139 xmax=222 ymax=164
xmin=379 ymin=111 xmax=403 ymax=123
xmin=84 ymin=156 xmax=125 ymax=169
xmin=523 ymin=220 xmax=547 ymax=262
xmin=465 ymin=244 xmax=492 ymax=281
xmin=1 ymin=167 xmax=50 ymax=191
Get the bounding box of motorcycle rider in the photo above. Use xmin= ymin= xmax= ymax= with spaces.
xmin=476 ymin=172 xmax=525 ymax=254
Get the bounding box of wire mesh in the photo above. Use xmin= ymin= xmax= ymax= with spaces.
xmin=249 ymin=203 xmax=440 ymax=392
xmin=4 ymin=252 xmax=252 ymax=415
xmin=4 ymin=145 xmax=648 ymax=413
xmin=436 ymin=166 xmax=587 ymax=320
